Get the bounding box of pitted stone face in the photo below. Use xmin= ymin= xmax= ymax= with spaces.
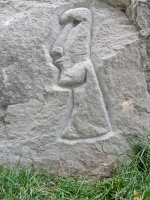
xmin=50 ymin=8 xmax=92 ymax=87
xmin=0 ymin=0 xmax=150 ymax=177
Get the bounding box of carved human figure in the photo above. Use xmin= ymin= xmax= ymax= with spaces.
xmin=50 ymin=8 xmax=112 ymax=139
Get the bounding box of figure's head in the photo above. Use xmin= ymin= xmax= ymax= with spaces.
xmin=50 ymin=8 xmax=92 ymax=87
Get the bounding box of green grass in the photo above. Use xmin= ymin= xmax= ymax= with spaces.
xmin=1 ymin=137 xmax=150 ymax=199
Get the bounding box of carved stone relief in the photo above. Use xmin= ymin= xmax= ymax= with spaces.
xmin=50 ymin=8 xmax=113 ymax=140
xmin=0 ymin=0 xmax=150 ymax=176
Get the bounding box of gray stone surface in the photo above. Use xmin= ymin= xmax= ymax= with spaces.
xmin=0 ymin=0 xmax=150 ymax=176
xmin=127 ymin=0 xmax=150 ymax=92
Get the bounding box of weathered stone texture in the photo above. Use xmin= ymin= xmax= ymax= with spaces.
xmin=127 ymin=0 xmax=150 ymax=93
xmin=0 ymin=0 xmax=150 ymax=176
